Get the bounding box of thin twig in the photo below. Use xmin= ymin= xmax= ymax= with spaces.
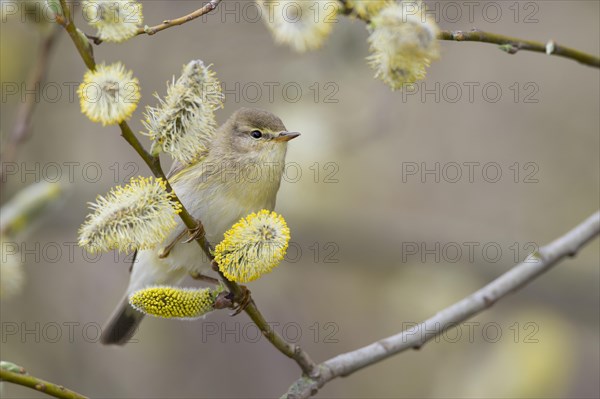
xmin=55 ymin=8 xmax=317 ymax=377
xmin=137 ymin=0 xmax=222 ymax=36
xmin=90 ymin=0 xmax=222 ymax=45
xmin=0 ymin=26 xmax=61 ymax=194
xmin=283 ymin=211 xmax=600 ymax=398
xmin=438 ymin=29 xmax=600 ymax=68
xmin=0 ymin=368 xmax=88 ymax=399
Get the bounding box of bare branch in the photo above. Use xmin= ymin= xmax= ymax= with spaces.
xmin=438 ymin=29 xmax=600 ymax=68
xmin=88 ymin=0 xmax=223 ymax=45
xmin=340 ymin=2 xmax=599 ymax=68
xmin=0 ymin=365 xmax=88 ymax=399
xmin=284 ymin=211 xmax=600 ymax=398
xmin=137 ymin=0 xmax=222 ymax=37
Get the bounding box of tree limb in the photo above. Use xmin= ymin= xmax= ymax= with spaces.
xmin=340 ymin=2 xmax=599 ymax=68
xmin=283 ymin=211 xmax=600 ymax=398
xmin=438 ymin=29 xmax=600 ymax=68
xmin=137 ymin=0 xmax=222 ymax=36
xmin=0 ymin=366 xmax=88 ymax=399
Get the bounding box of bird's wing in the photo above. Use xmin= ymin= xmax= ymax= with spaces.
xmin=128 ymin=250 xmax=137 ymax=273
xmin=167 ymin=160 xmax=186 ymax=180
xmin=125 ymin=161 xmax=191 ymax=277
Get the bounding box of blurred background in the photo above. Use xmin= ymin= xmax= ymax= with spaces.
xmin=1 ymin=1 xmax=599 ymax=398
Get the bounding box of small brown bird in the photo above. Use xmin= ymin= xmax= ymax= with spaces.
xmin=100 ymin=108 xmax=300 ymax=344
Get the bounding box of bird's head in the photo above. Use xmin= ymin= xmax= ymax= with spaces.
xmin=215 ymin=108 xmax=300 ymax=163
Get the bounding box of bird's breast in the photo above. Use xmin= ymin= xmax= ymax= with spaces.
xmin=161 ymin=156 xmax=287 ymax=273
xmin=174 ymin=160 xmax=284 ymax=245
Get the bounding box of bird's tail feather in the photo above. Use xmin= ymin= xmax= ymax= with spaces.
xmin=100 ymin=295 xmax=144 ymax=345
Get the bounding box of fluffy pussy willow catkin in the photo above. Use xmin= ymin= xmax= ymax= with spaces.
xmin=215 ymin=210 xmax=290 ymax=283
xmin=129 ymin=286 xmax=219 ymax=319
xmin=367 ymin=1 xmax=440 ymax=90
xmin=256 ymin=0 xmax=339 ymax=52
xmin=78 ymin=177 xmax=181 ymax=253
xmin=83 ymin=0 xmax=143 ymax=43
xmin=77 ymin=62 xmax=140 ymax=125
xmin=142 ymin=60 xmax=224 ymax=163
xmin=346 ymin=0 xmax=392 ymax=19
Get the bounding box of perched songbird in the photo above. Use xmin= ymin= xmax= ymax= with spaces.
xmin=100 ymin=108 xmax=300 ymax=345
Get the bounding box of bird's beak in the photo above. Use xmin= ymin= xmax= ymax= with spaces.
xmin=273 ymin=131 xmax=301 ymax=142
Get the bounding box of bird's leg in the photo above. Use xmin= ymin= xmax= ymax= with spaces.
xmin=230 ymin=285 xmax=252 ymax=316
xmin=158 ymin=228 xmax=188 ymax=259
xmin=214 ymin=291 xmax=235 ymax=310
xmin=209 ymin=260 xmax=252 ymax=315
xmin=189 ymin=271 xmax=220 ymax=285
xmin=158 ymin=220 xmax=205 ymax=259
xmin=183 ymin=220 xmax=206 ymax=243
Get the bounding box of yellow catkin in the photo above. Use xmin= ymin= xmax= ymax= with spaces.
xmin=367 ymin=1 xmax=440 ymax=90
xmin=83 ymin=0 xmax=143 ymax=43
xmin=215 ymin=210 xmax=290 ymax=283
xmin=78 ymin=62 xmax=140 ymax=125
xmin=256 ymin=0 xmax=340 ymax=52
xmin=78 ymin=176 xmax=181 ymax=253
xmin=142 ymin=60 xmax=224 ymax=163
xmin=129 ymin=286 xmax=218 ymax=319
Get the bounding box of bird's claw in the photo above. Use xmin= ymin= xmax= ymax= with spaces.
xmin=158 ymin=220 xmax=205 ymax=258
xmin=214 ymin=291 xmax=234 ymax=310
xmin=189 ymin=271 xmax=220 ymax=285
xmin=183 ymin=221 xmax=206 ymax=243
xmin=158 ymin=229 xmax=188 ymax=258
xmin=230 ymin=285 xmax=252 ymax=316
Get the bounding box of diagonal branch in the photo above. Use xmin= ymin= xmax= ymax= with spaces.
xmin=0 ymin=366 xmax=88 ymax=399
xmin=137 ymin=0 xmax=222 ymax=36
xmin=55 ymin=2 xmax=317 ymax=377
xmin=340 ymin=2 xmax=599 ymax=68
xmin=87 ymin=0 xmax=223 ymax=45
xmin=56 ymin=0 xmax=95 ymax=69
xmin=283 ymin=211 xmax=600 ymax=398
xmin=438 ymin=29 xmax=600 ymax=68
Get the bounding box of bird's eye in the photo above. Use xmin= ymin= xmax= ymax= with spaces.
xmin=250 ymin=130 xmax=263 ymax=139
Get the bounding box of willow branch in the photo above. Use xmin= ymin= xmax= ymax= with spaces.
xmin=0 ymin=367 xmax=88 ymax=399
xmin=340 ymin=2 xmax=599 ymax=68
xmin=118 ymin=122 xmax=213 ymax=256
xmin=211 ymin=261 xmax=319 ymax=376
xmin=0 ymin=26 xmax=61 ymax=193
xmin=438 ymin=29 xmax=600 ymax=68
xmin=137 ymin=0 xmax=222 ymax=36
xmin=55 ymin=9 xmax=317 ymax=377
xmin=87 ymin=0 xmax=223 ymax=45
xmin=57 ymin=0 xmax=95 ymax=69
xmin=284 ymin=211 xmax=600 ymax=398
